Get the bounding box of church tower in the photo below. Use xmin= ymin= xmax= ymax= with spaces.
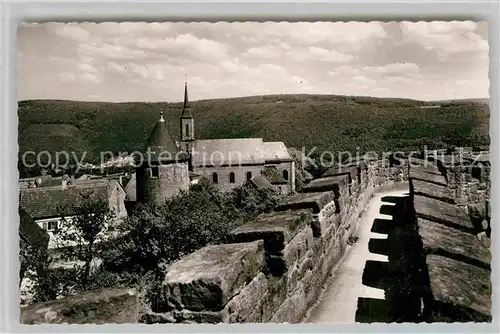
xmin=180 ymin=79 xmax=195 ymax=153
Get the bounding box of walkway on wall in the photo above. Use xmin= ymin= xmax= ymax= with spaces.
xmin=304 ymin=187 xmax=422 ymax=323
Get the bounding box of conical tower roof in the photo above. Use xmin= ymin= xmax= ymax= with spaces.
xmin=145 ymin=111 xmax=188 ymax=163
xmin=181 ymin=80 xmax=193 ymax=118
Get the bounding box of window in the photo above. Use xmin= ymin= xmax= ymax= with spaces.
xmin=246 ymin=171 xmax=252 ymax=181
xmin=151 ymin=166 xmax=159 ymax=178
xmin=185 ymin=124 xmax=190 ymax=137
xmin=283 ymin=169 xmax=289 ymax=181
xmin=47 ymin=221 xmax=58 ymax=231
xmin=213 ymin=172 xmax=219 ymax=184
xmin=42 ymin=222 xmax=48 ymax=231
xmin=229 ymin=172 xmax=235 ymax=183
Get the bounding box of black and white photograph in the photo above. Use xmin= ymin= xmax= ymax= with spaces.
xmin=16 ymin=21 xmax=491 ymax=324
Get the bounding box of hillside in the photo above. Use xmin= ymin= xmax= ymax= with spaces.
xmin=17 ymin=94 xmax=490 ymax=165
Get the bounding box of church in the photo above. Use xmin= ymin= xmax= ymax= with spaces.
xmin=135 ymin=81 xmax=296 ymax=206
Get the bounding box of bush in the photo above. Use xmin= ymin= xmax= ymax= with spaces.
xmin=103 ymin=181 xmax=283 ymax=282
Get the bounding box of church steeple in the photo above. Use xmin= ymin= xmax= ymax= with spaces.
xmin=180 ymin=77 xmax=195 ymax=152
xmin=183 ymin=79 xmax=189 ymax=108
xmin=181 ymin=75 xmax=193 ymax=118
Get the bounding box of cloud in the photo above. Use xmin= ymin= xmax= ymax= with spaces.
xmin=107 ymin=62 xmax=127 ymax=74
xmin=328 ymin=65 xmax=361 ymax=76
xmin=242 ymin=45 xmax=285 ymax=59
xmin=58 ymin=72 xmax=76 ymax=82
xmin=364 ymin=62 xmax=420 ymax=75
xmin=400 ymin=21 xmax=488 ymax=60
xmin=77 ymin=63 xmax=99 ymax=75
xmin=133 ymin=34 xmax=228 ymax=63
xmin=289 ymin=46 xmax=354 ymax=63
xmin=353 ymin=76 xmax=376 ymax=85
xmin=80 ymin=72 xmax=102 ymax=84
xmin=79 ymin=42 xmax=149 ymax=61
xmin=52 ymin=25 xmax=90 ymax=42
xmin=17 ymin=21 xmax=490 ymax=102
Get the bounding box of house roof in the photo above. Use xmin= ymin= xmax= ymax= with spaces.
xmin=19 ymin=208 xmax=49 ymax=250
xmin=250 ymin=175 xmax=273 ymax=190
xmin=262 ymin=142 xmax=292 ymax=162
xmin=124 ymin=173 xmax=137 ymax=202
xmin=192 ymin=138 xmax=266 ymax=167
xmin=19 ymin=183 xmax=110 ymax=220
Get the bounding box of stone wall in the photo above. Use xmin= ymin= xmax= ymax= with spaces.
xmin=21 ymin=288 xmax=140 ymax=324
xmin=408 ymin=155 xmax=492 ymax=322
xmin=421 ymin=149 xmax=490 ymax=206
xmin=139 ymin=158 xmax=408 ymax=324
xmin=193 ymin=164 xmax=264 ymax=193
xmin=136 ymin=162 xmax=190 ymax=205
xmin=20 ymin=156 xmax=409 ymax=324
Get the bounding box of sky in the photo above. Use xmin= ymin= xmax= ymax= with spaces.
xmin=17 ymin=21 xmax=489 ymax=102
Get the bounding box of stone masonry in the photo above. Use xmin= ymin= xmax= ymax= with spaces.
xmin=23 ymin=149 xmax=492 ymax=324
xmin=408 ymin=154 xmax=492 ymax=322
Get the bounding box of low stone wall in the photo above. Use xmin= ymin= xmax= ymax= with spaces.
xmin=139 ymin=159 xmax=408 ymax=323
xmin=408 ymin=157 xmax=492 ymax=322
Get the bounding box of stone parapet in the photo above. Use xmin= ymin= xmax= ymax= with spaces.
xmin=21 ymin=155 xmax=411 ymax=324
xmin=408 ymin=158 xmax=491 ymax=323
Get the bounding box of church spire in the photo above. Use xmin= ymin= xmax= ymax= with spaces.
xmin=183 ymin=74 xmax=189 ymax=109
xmin=181 ymin=75 xmax=193 ymax=118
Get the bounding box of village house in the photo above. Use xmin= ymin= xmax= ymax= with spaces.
xmin=19 ymin=179 xmax=127 ymax=249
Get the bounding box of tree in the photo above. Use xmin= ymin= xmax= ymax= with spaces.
xmin=103 ymin=180 xmax=283 ymax=283
xmin=53 ymin=192 xmax=116 ymax=290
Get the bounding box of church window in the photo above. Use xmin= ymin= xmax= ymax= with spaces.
xmin=246 ymin=171 xmax=252 ymax=181
xmin=151 ymin=166 xmax=159 ymax=178
xmin=213 ymin=172 xmax=219 ymax=184
xmin=283 ymin=169 xmax=289 ymax=181
xmin=185 ymin=124 xmax=190 ymax=137
xmin=229 ymin=172 xmax=235 ymax=183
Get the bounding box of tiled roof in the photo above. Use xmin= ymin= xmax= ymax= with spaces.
xmin=124 ymin=174 xmax=136 ymax=202
xmin=19 ymin=183 xmax=110 ymax=220
xmin=250 ymin=175 xmax=273 ymax=190
xmin=192 ymin=138 xmax=265 ymax=167
xmin=19 ymin=208 xmax=49 ymax=250
xmin=262 ymin=142 xmax=292 ymax=162
xmin=144 ymin=113 xmax=187 ymax=163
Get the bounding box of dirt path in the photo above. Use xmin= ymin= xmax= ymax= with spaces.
xmin=304 ymin=188 xmax=410 ymax=323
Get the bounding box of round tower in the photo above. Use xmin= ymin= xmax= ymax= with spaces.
xmin=135 ymin=111 xmax=190 ymax=206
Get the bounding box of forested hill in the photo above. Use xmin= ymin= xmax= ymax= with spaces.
xmin=18 ymin=94 xmax=490 ymax=163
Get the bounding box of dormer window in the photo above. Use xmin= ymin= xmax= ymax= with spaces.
xmin=43 ymin=221 xmax=58 ymax=232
